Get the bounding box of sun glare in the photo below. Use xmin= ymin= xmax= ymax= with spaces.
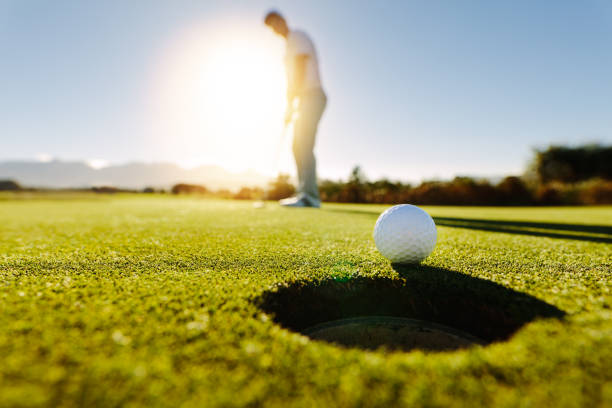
xmin=153 ymin=20 xmax=288 ymax=175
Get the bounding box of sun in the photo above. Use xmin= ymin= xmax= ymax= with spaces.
xmin=153 ymin=19 xmax=288 ymax=175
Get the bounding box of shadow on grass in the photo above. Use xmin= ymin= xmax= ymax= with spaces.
xmin=323 ymin=207 xmax=612 ymax=243
xmin=323 ymin=207 xmax=380 ymax=217
xmin=434 ymin=217 xmax=611 ymax=243
xmin=258 ymin=265 xmax=565 ymax=352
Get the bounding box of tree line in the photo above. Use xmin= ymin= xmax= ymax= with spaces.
xmin=2 ymin=144 xmax=609 ymax=205
xmin=231 ymin=144 xmax=612 ymax=205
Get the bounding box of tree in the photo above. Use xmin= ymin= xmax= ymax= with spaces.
xmin=171 ymin=183 xmax=207 ymax=194
xmin=0 ymin=180 xmax=21 ymax=191
xmin=343 ymin=166 xmax=367 ymax=203
xmin=497 ymin=176 xmax=532 ymax=205
xmin=266 ymin=174 xmax=295 ymax=200
xmin=533 ymin=144 xmax=612 ymax=183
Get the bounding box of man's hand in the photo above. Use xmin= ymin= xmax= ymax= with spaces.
xmin=287 ymin=87 xmax=297 ymax=106
xmin=284 ymin=55 xmax=308 ymax=123
xmin=285 ymin=88 xmax=298 ymax=124
xmin=284 ymin=108 xmax=294 ymax=125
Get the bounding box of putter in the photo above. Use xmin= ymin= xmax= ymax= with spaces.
xmin=273 ymin=121 xmax=291 ymax=176
xmin=253 ymin=121 xmax=292 ymax=209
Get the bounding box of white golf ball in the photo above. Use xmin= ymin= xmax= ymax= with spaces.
xmin=373 ymin=204 xmax=437 ymax=264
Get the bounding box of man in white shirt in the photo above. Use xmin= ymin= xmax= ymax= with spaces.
xmin=265 ymin=10 xmax=327 ymax=208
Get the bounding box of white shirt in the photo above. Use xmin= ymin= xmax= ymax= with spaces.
xmin=285 ymin=30 xmax=323 ymax=91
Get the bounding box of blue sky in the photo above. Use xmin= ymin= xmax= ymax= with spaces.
xmin=1 ymin=0 xmax=611 ymax=181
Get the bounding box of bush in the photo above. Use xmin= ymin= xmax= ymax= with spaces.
xmin=266 ymin=174 xmax=295 ymax=201
xmin=535 ymin=183 xmax=563 ymax=205
xmin=215 ymin=143 xmax=612 ymax=206
xmin=234 ymin=187 xmax=264 ymax=200
xmin=92 ymin=186 xmax=120 ymax=194
xmin=497 ymin=177 xmax=533 ymax=205
xmin=316 ymin=154 xmax=611 ymax=206
xmin=0 ymin=180 xmax=21 ymax=191
xmin=319 ymin=180 xmax=344 ymax=202
xmin=577 ymin=179 xmax=612 ymax=205
xmin=171 ymin=183 xmax=207 ymax=195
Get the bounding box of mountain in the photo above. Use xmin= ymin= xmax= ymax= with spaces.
xmin=0 ymin=160 xmax=271 ymax=190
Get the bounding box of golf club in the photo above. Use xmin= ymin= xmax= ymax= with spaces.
xmin=253 ymin=120 xmax=292 ymax=208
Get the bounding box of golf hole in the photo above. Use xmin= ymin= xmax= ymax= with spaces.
xmin=258 ymin=266 xmax=565 ymax=352
xmin=303 ymin=316 xmax=484 ymax=351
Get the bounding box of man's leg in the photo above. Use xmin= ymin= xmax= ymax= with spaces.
xmin=292 ymin=89 xmax=327 ymax=206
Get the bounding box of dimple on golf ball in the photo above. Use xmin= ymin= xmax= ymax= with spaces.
xmin=373 ymin=204 xmax=437 ymax=264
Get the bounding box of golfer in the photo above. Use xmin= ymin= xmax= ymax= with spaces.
xmin=265 ymin=10 xmax=327 ymax=208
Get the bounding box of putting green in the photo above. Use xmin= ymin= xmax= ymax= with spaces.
xmin=0 ymin=195 xmax=610 ymax=407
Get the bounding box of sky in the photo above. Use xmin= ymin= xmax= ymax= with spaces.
xmin=1 ymin=0 xmax=611 ymax=182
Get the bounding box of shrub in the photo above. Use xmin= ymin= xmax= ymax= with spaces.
xmin=266 ymin=174 xmax=295 ymax=200
xmin=575 ymin=179 xmax=612 ymax=205
xmin=171 ymin=183 xmax=207 ymax=195
xmin=91 ymin=186 xmax=120 ymax=194
xmin=234 ymin=187 xmax=264 ymax=200
xmin=497 ymin=176 xmax=533 ymax=205
xmin=0 ymin=180 xmax=21 ymax=191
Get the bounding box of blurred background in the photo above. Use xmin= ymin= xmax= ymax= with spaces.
xmin=1 ymin=1 xmax=611 ymax=204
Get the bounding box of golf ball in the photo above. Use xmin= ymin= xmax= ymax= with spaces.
xmin=373 ymin=204 xmax=437 ymax=264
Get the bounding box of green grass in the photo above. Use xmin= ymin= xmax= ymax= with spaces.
xmin=1 ymin=195 xmax=610 ymax=407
